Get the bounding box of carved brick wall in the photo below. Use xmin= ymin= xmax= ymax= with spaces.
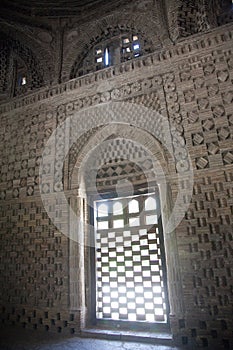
xmin=0 ymin=37 xmax=45 ymax=99
xmin=64 ymin=0 xmax=165 ymax=82
xmin=0 ymin=0 xmax=232 ymax=96
xmin=167 ymin=0 xmax=232 ymax=41
xmin=0 ymin=106 xmax=81 ymax=333
xmin=217 ymin=0 xmax=233 ymax=26
xmin=0 ymin=12 xmax=233 ymax=350
xmin=0 ymin=43 xmax=10 ymax=95
xmin=170 ymin=45 xmax=233 ymax=349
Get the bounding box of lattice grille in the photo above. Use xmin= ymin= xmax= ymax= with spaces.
xmin=0 ymin=44 xmax=10 ymax=93
xmin=70 ymin=28 xmax=152 ymax=78
xmin=95 ymin=193 xmax=167 ymax=323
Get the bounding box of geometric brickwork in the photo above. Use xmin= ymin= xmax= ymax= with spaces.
xmin=0 ymin=38 xmax=44 ymax=98
xmin=0 ymin=5 xmax=233 ymax=349
xmin=94 ymin=138 xmax=154 ymax=189
xmin=181 ymin=170 xmax=233 ymax=348
xmin=95 ymin=139 xmax=150 ymax=168
xmin=0 ymin=43 xmax=10 ymax=94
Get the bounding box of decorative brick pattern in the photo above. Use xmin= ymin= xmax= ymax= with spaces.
xmin=0 ymin=43 xmax=10 ymax=94
xmin=181 ymin=170 xmax=233 ymax=348
xmin=0 ymin=4 xmax=233 ymax=349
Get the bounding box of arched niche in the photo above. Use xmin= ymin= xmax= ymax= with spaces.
xmin=67 ymin=122 xmax=185 ymax=332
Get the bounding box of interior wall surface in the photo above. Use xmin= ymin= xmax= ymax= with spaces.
xmin=0 ymin=21 xmax=233 ymax=349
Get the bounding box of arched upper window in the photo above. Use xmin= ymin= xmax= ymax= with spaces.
xmin=14 ymin=58 xmax=28 ymax=95
xmin=72 ymin=30 xmax=150 ymax=78
xmin=0 ymin=38 xmax=44 ymax=99
xmin=94 ymin=34 xmax=142 ymax=69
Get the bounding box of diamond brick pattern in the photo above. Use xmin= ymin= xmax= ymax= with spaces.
xmin=194 ymin=77 xmax=205 ymax=89
xmin=0 ymin=11 xmax=233 ymax=350
xmin=222 ymin=151 xmax=233 ymax=165
xmin=207 ymin=142 xmax=219 ymax=155
xmin=198 ymin=98 xmax=209 ymax=110
xmin=212 ymin=105 xmax=225 ymax=118
xmin=222 ymin=91 xmax=233 ymax=105
xmin=195 ymin=157 xmax=209 ymax=169
xmin=202 ymin=118 xmax=214 ymax=131
xmin=95 ymin=139 xmax=149 ymax=168
xmin=207 ymin=84 xmax=219 ymax=97
xmin=192 ymin=133 xmax=204 ymax=146
xmin=184 ymin=89 xmax=195 ymax=103
xmin=217 ymin=70 xmax=229 ymax=83
xmin=228 ymin=114 xmax=233 ymax=126
xmin=188 ymin=110 xmax=199 ymax=124
xmin=217 ymin=127 xmax=230 ymax=141
xmin=203 ymin=63 xmax=215 ymax=76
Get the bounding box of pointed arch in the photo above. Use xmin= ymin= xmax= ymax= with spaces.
xmin=68 ymin=122 xmax=185 ymax=331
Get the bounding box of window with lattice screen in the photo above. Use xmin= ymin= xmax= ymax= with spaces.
xmin=92 ymin=34 xmax=142 ymax=72
xmin=94 ymin=191 xmax=169 ymax=324
xmin=75 ymin=32 xmax=147 ymax=77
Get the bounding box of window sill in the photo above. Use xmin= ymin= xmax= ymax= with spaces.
xmin=80 ymin=327 xmax=173 ymax=346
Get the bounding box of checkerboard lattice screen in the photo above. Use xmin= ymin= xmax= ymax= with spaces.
xmin=94 ymin=193 xmax=167 ymax=323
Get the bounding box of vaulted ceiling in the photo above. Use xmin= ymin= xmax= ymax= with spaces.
xmin=0 ymin=0 xmax=126 ymax=17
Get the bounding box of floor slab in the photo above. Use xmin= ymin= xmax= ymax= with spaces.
xmin=0 ymin=326 xmax=182 ymax=350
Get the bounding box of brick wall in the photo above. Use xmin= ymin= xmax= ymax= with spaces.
xmin=0 ymin=3 xmax=233 ymax=349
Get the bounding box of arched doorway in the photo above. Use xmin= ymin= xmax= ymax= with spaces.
xmin=68 ymin=123 xmax=184 ymax=333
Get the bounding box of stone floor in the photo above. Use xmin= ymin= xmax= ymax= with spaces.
xmin=0 ymin=327 xmax=182 ymax=350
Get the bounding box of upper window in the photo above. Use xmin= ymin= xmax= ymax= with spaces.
xmin=95 ymin=47 xmax=111 ymax=70
xmin=95 ymin=35 xmax=142 ymax=70
xmin=18 ymin=75 xmax=27 ymax=86
xmin=14 ymin=59 xmax=28 ymax=95
xmin=93 ymin=34 xmax=142 ymax=71
xmin=121 ymin=35 xmax=141 ymax=60
xmin=74 ymin=32 xmax=148 ymax=77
